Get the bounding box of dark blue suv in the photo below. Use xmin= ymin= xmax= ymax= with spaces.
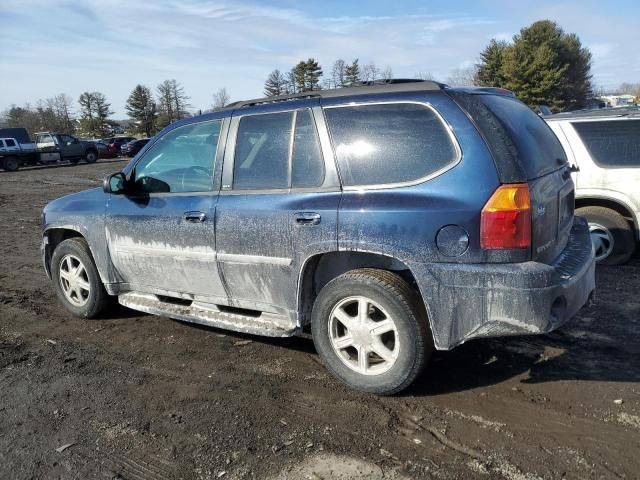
xmin=41 ymin=80 xmax=595 ymax=394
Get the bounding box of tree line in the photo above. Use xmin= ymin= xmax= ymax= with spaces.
xmin=263 ymin=58 xmax=393 ymax=96
xmin=1 ymin=20 xmax=637 ymax=138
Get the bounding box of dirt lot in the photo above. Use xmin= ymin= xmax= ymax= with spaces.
xmin=1 ymin=160 xmax=639 ymax=480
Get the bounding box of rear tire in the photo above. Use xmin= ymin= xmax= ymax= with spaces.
xmin=576 ymin=206 xmax=635 ymax=265
xmin=311 ymin=268 xmax=432 ymax=395
xmin=2 ymin=156 xmax=20 ymax=171
xmin=84 ymin=150 xmax=98 ymax=163
xmin=51 ymin=238 xmax=110 ymax=318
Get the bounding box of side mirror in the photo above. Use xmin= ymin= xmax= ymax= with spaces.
xmin=103 ymin=172 xmax=127 ymax=194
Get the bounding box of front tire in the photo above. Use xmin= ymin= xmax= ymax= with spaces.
xmin=51 ymin=238 xmax=109 ymax=318
xmin=311 ymin=269 xmax=432 ymax=395
xmin=2 ymin=156 xmax=20 ymax=171
xmin=576 ymin=206 xmax=635 ymax=265
xmin=84 ymin=150 xmax=98 ymax=163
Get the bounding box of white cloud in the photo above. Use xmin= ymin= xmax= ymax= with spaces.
xmin=0 ymin=0 xmax=638 ymax=116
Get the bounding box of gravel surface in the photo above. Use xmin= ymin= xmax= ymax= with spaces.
xmin=1 ymin=160 xmax=639 ymax=479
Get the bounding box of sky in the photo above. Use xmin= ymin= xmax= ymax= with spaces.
xmin=1 ymin=0 xmax=639 ymax=118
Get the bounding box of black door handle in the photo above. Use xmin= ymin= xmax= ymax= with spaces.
xmin=294 ymin=212 xmax=321 ymax=225
xmin=184 ymin=211 xmax=206 ymax=222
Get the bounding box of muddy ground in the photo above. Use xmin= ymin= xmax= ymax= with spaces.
xmin=0 ymin=159 xmax=639 ymax=480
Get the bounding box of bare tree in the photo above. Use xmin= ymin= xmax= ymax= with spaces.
xmin=415 ymin=72 xmax=436 ymax=81
xmin=361 ymin=62 xmax=380 ymax=82
xmin=446 ymin=66 xmax=479 ymax=86
xmin=381 ymin=66 xmax=393 ymax=81
xmin=212 ymin=87 xmax=231 ymax=111
xmin=330 ymin=59 xmax=347 ymax=88
xmin=157 ymin=79 xmax=190 ymax=127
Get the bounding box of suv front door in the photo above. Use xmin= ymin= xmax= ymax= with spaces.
xmin=215 ymin=103 xmax=340 ymax=321
xmin=106 ymin=119 xmax=228 ymax=302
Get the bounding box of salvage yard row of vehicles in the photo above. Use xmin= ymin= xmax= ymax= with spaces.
xmin=0 ymin=128 xmax=99 ymax=171
xmin=0 ymin=129 xmax=151 ymax=171
xmin=41 ymin=80 xmax=597 ymax=394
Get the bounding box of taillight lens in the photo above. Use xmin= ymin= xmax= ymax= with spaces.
xmin=480 ymin=183 xmax=531 ymax=249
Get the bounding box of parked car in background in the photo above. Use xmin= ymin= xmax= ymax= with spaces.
xmin=103 ymin=136 xmax=136 ymax=156
xmin=0 ymin=128 xmax=99 ymax=171
xmin=121 ymin=138 xmax=151 ymax=157
xmin=94 ymin=141 xmax=117 ymax=159
xmin=544 ymin=108 xmax=640 ymax=264
xmin=42 ymin=80 xmax=595 ymax=394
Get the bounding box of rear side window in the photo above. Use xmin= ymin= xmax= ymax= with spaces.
xmin=292 ymin=110 xmax=325 ymax=188
xmin=324 ymin=103 xmax=458 ymax=187
xmin=5 ymin=139 xmax=16 ymax=147
xmin=234 ymin=112 xmax=292 ymax=190
xmin=572 ymin=120 xmax=640 ymax=168
xmin=478 ymin=95 xmax=567 ymax=178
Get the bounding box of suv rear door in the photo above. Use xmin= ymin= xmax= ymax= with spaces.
xmin=215 ymin=102 xmax=340 ymax=319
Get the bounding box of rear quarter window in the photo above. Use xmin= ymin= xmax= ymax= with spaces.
xmin=324 ymin=103 xmax=458 ymax=187
xmin=572 ymin=120 xmax=640 ymax=168
xmin=478 ymin=95 xmax=567 ymax=179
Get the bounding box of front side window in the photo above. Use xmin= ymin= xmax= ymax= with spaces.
xmin=233 ymin=112 xmax=293 ymax=190
xmin=324 ymin=103 xmax=458 ymax=187
xmin=573 ymin=120 xmax=640 ymax=168
xmin=134 ymin=120 xmax=221 ymax=193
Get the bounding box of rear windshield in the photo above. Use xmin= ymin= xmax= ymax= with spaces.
xmin=479 ymin=95 xmax=567 ymax=179
xmin=572 ymin=120 xmax=640 ymax=168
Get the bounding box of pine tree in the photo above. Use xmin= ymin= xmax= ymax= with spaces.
xmin=476 ymin=21 xmax=593 ymax=111
xmin=78 ymin=91 xmax=112 ymax=137
xmin=475 ymin=39 xmax=508 ymax=87
xmin=264 ymin=69 xmax=288 ymax=96
xmin=345 ymin=59 xmax=361 ymax=86
xmin=304 ymin=58 xmax=323 ymax=91
xmin=126 ymin=85 xmax=157 ymax=136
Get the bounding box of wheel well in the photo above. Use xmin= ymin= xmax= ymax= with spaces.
xmin=45 ymin=228 xmax=83 ymax=270
xmin=575 ymin=197 xmax=638 ymax=238
xmin=298 ymin=252 xmax=423 ymax=325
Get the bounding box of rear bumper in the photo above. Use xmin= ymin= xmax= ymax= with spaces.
xmin=414 ymin=217 xmax=596 ymax=350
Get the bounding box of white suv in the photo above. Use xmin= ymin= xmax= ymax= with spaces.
xmin=545 ymin=109 xmax=640 ymax=265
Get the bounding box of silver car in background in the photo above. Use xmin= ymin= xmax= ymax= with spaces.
xmin=545 ymin=108 xmax=640 ymax=264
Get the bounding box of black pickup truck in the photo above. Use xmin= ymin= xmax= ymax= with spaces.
xmin=0 ymin=128 xmax=99 ymax=171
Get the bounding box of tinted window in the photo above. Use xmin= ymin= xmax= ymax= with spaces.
xmin=572 ymin=120 xmax=640 ymax=167
xmin=292 ymin=110 xmax=325 ymax=188
xmin=234 ymin=112 xmax=292 ymax=190
xmin=479 ymin=95 xmax=567 ymax=178
xmin=324 ymin=103 xmax=458 ymax=186
xmin=134 ymin=120 xmax=221 ymax=193
xmin=5 ymin=139 xmax=16 ymax=147
xmin=60 ymin=135 xmax=75 ymax=144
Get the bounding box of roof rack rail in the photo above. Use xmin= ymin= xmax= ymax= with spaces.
xmin=541 ymin=106 xmax=640 ymax=120
xmin=229 ymin=79 xmax=444 ymax=108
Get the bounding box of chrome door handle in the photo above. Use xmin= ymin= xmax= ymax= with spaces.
xmin=294 ymin=212 xmax=321 ymax=225
xmin=184 ymin=211 xmax=206 ymax=222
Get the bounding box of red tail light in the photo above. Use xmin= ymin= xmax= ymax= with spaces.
xmin=480 ymin=183 xmax=531 ymax=249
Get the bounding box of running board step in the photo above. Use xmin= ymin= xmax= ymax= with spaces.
xmin=118 ymin=292 xmax=297 ymax=338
